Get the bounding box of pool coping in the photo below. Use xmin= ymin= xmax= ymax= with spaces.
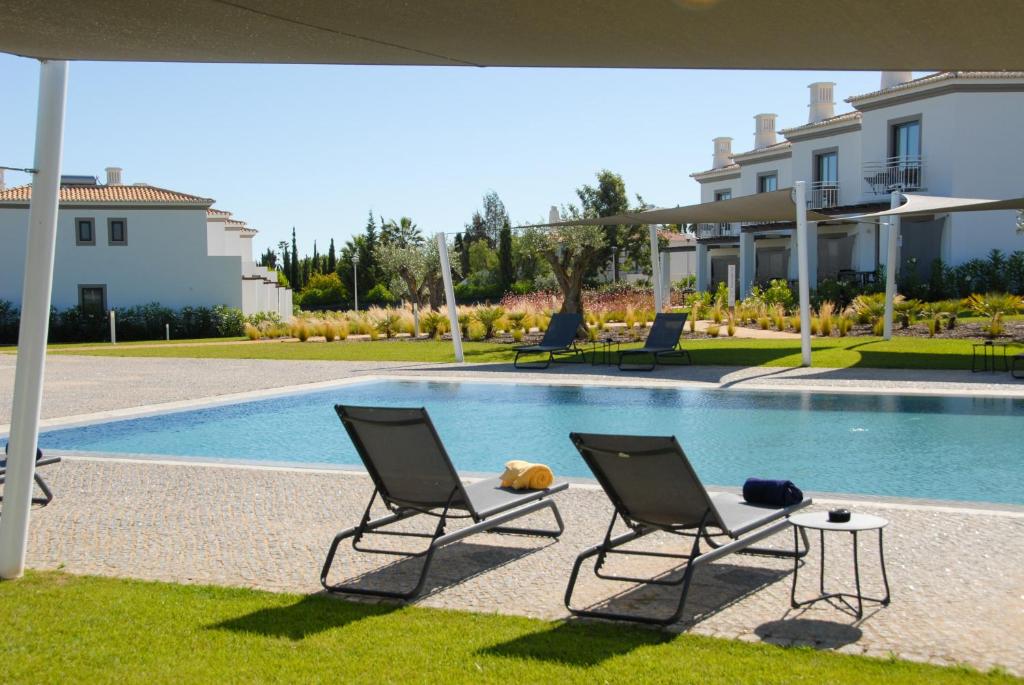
xmin=6 ymin=372 xmax=1023 ymax=515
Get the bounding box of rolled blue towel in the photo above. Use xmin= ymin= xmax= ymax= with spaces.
xmin=743 ymin=477 xmax=804 ymax=507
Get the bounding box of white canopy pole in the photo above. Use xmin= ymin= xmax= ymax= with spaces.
xmin=0 ymin=60 xmax=69 ymax=579
xmin=436 ymin=232 xmax=464 ymax=363
xmin=882 ymin=190 xmax=901 ymax=340
xmin=794 ymin=181 xmax=812 ymax=367
xmin=648 ymin=224 xmax=663 ymax=312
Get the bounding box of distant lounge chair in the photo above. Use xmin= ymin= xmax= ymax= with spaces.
xmin=513 ymin=312 xmax=585 ymax=369
xmin=1012 ymin=352 xmax=1024 ymax=379
xmin=0 ymin=445 xmax=61 ymax=506
xmin=617 ymin=312 xmax=691 ymax=371
xmin=321 ymin=405 xmax=568 ymax=600
xmin=564 ymin=433 xmax=810 ymax=625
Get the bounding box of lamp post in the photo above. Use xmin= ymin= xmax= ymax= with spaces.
xmin=351 ymin=253 xmax=359 ymax=311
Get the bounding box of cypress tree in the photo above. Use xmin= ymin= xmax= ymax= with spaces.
xmin=290 ymin=227 xmax=300 ymax=288
xmin=312 ymin=241 xmax=319 ymax=274
xmin=498 ymin=224 xmax=514 ymax=291
xmin=458 ymin=231 xmax=471 ymax=276
xmin=453 ymin=234 xmax=465 ymax=277
xmin=327 ymin=238 xmax=337 ymax=273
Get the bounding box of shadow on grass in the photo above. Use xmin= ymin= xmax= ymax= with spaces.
xmin=210 ymin=594 xmax=397 ymax=640
xmin=479 ymin=619 xmax=672 ymax=667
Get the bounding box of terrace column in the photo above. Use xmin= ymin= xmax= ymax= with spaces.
xmin=738 ymin=230 xmax=755 ymax=297
xmin=794 ymin=182 xmax=812 ymax=367
xmin=0 ymin=60 xmax=69 ymax=579
xmin=882 ymin=190 xmax=902 ymax=340
xmin=436 ymin=232 xmax=464 ymax=363
xmin=805 ymin=222 xmax=818 ymax=290
xmin=695 ymin=243 xmax=709 ymax=292
xmin=648 ymin=224 xmax=663 ymax=312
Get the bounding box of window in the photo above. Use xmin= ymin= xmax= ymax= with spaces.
xmin=76 ymin=218 xmax=95 ymax=246
xmin=815 ymin=151 xmax=838 ymax=185
xmin=758 ymin=173 xmax=778 ymax=193
xmin=891 ymin=120 xmax=921 ymax=160
xmin=78 ymin=285 xmax=106 ymax=315
xmin=714 ymin=190 xmax=732 ymax=202
xmin=108 ymin=218 xmax=127 ymax=245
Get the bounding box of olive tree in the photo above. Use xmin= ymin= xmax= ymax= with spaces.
xmin=377 ymin=239 xmax=450 ymax=309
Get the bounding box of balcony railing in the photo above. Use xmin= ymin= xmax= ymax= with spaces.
xmin=695 ymin=222 xmax=739 ymax=239
xmin=862 ymin=156 xmax=924 ymax=195
xmin=808 ymin=182 xmax=840 ymax=209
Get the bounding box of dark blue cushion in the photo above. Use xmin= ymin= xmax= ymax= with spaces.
xmin=742 ymin=477 xmax=803 ymax=507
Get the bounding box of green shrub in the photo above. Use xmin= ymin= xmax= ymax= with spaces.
xmin=472 ymin=306 xmax=506 ymax=339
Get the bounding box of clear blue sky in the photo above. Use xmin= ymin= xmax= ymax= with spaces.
xmin=0 ymin=54 xmax=892 ymax=256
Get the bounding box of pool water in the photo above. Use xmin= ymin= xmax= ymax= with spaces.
xmin=20 ymin=379 xmax=1024 ymax=505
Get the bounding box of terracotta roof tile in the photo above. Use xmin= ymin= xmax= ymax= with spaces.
xmin=780 ymin=111 xmax=861 ymax=135
xmin=847 ymin=71 xmax=1024 ymax=102
xmin=0 ymin=183 xmax=213 ymax=205
xmin=207 ymin=207 xmax=232 ymax=217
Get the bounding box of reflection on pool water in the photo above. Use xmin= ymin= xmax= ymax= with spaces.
xmin=22 ymin=379 xmax=1024 ymax=505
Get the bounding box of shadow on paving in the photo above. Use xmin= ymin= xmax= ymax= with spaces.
xmin=209 ymin=594 xmax=398 ymax=640
xmin=755 ymin=617 xmax=863 ymax=648
xmin=321 ymin=539 xmax=554 ymax=602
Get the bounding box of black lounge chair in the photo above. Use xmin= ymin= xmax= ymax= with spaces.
xmin=1012 ymin=352 xmax=1024 ymax=379
xmin=617 ymin=312 xmax=691 ymax=371
xmin=513 ymin=312 xmax=585 ymax=369
xmin=565 ymin=433 xmax=810 ymax=625
xmin=321 ymin=405 xmax=568 ymax=600
xmin=1 ymin=445 xmax=61 ymax=506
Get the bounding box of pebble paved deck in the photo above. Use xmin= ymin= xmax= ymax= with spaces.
xmin=3 ymin=355 xmax=1024 ymax=674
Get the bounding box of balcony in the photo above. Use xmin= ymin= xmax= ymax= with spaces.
xmin=695 ymin=223 xmax=739 ymax=240
xmin=862 ymin=156 xmax=924 ymax=195
xmin=808 ymin=182 xmax=840 ymax=209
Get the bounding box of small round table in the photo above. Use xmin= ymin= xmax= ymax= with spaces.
xmin=789 ymin=511 xmax=891 ymax=618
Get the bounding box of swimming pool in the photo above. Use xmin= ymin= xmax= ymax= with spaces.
xmin=18 ymin=379 xmax=1024 ymax=505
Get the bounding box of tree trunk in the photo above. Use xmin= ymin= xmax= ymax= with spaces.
xmin=547 ymin=252 xmax=587 ymax=338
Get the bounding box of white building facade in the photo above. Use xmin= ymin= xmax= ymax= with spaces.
xmin=690 ymin=71 xmax=1024 ymax=296
xmin=0 ymin=167 xmax=291 ymax=319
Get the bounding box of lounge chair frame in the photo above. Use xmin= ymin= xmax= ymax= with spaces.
xmin=1012 ymin=353 xmax=1024 ymax=379
xmin=321 ymin=406 xmax=567 ymax=600
xmin=0 ymin=451 xmax=61 ymax=506
xmin=513 ymin=312 xmax=586 ymax=369
xmin=565 ymin=433 xmax=809 ymax=625
xmin=617 ymin=313 xmax=692 ymax=371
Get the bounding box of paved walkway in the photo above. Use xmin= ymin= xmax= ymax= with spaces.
xmin=2 ymin=355 xmax=1023 ymax=674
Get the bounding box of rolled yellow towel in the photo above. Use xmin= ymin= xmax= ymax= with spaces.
xmin=499 ymin=460 xmax=554 ymax=490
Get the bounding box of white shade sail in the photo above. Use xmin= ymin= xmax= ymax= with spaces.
xmin=2 ymin=0 xmax=1023 ymax=69
xmin=519 ymin=189 xmax=831 ymax=228
xmin=848 ymin=194 xmax=1024 ymax=219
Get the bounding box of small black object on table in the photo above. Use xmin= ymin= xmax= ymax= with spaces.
xmin=789 ymin=511 xmax=890 ymax=618
xmin=972 ymin=340 xmax=1011 ymax=372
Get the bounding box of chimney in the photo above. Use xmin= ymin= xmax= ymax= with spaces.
xmin=754 ymin=113 xmax=777 ymax=149
xmin=105 ymin=166 xmax=123 ymax=185
xmin=712 ymin=137 xmax=733 ymax=169
xmin=548 ymin=206 xmax=560 ymax=224
xmin=0 ymin=168 xmax=5 ymax=191
xmin=880 ymin=71 xmax=913 ymax=90
xmin=807 ymin=82 xmax=836 ymax=124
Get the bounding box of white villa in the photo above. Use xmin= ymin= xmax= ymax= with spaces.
xmin=689 ymin=71 xmax=1024 ymax=296
xmin=0 ymin=167 xmax=291 ymax=319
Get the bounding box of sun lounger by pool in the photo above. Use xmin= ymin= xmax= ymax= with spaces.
xmin=617 ymin=312 xmax=691 ymax=371
xmin=0 ymin=445 xmax=61 ymax=506
xmin=564 ymin=432 xmax=810 ymax=625
xmin=513 ymin=312 xmax=585 ymax=369
xmin=321 ymin=405 xmax=568 ymax=600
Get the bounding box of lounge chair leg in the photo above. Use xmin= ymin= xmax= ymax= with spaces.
xmin=487 ymin=499 xmax=565 ymax=538
xmin=513 ymin=350 xmax=553 ymax=370
xmin=32 ymin=473 xmax=54 ymax=506
xmin=702 ymin=524 xmax=809 ymax=560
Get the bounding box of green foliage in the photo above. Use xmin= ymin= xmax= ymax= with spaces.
xmin=472 ymin=306 xmax=506 ymax=339
xmin=364 ymin=283 xmax=397 ymax=307
xmin=420 ymin=310 xmax=447 ymax=339
xmin=673 ymin=274 xmax=697 ymax=290
xmin=297 ymin=273 xmax=348 ymax=310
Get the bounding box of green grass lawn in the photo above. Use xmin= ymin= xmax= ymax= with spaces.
xmin=47 ymin=335 xmax=1023 ymax=371
xmin=0 ymin=572 xmax=1014 ymax=684
xmin=0 ymin=336 xmax=247 ymax=353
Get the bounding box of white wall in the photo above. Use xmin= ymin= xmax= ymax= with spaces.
xmin=789 ymin=128 xmax=862 ymax=207
xmin=0 ymin=207 xmax=243 ymax=310
xmin=737 ymin=156 xmax=792 ymax=196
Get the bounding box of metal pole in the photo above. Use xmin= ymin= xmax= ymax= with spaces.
xmin=648 ymin=224 xmax=663 ymax=313
xmin=412 ymin=303 xmax=420 ymax=338
xmin=109 ymin=309 xmax=116 ymax=344
xmin=436 ymin=232 xmax=464 ymax=363
xmin=165 ymin=323 xmax=170 ymax=340
xmin=794 ymin=181 xmax=812 ymax=367
xmin=883 ymin=190 xmax=901 ymax=340
xmin=0 ymin=60 xmax=69 ymax=579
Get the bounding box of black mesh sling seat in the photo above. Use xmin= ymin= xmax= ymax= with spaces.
xmin=513 ymin=312 xmax=586 ymax=369
xmin=618 ymin=312 xmax=692 ymax=371
xmin=565 ymin=433 xmax=810 ymax=625
xmin=321 ymin=405 xmax=568 ymax=600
